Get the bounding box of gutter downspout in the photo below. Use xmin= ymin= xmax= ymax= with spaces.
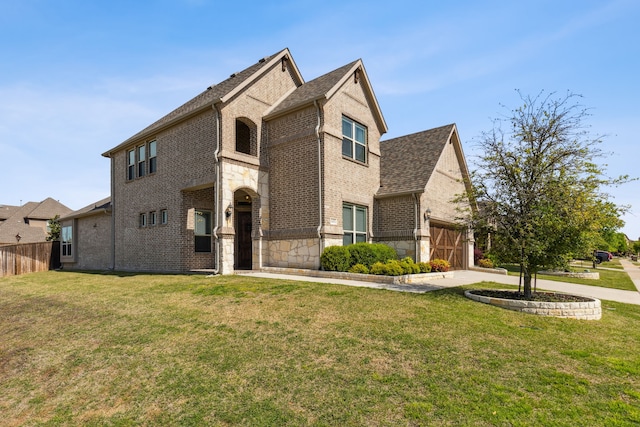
xmin=211 ymin=103 xmax=222 ymax=274
xmin=412 ymin=192 xmax=419 ymax=262
xmin=314 ymin=100 xmax=323 ymax=263
xmin=109 ymin=156 xmax=116 ymax=270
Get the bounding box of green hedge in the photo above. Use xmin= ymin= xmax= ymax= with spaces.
xmin=320 ymin=243 xmax=450 ymax=276
xmin=348 ymin=242 xmax=397 ymax=269
xmin=320 ymin=243 xmax=397 ymax=272
xmin=320 ymin=246 xmax=351 ymax=271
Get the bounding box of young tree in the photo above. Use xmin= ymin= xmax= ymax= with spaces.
xmin=46 ymin=215 xmax=61 ymax=241
xmin=468 ymin=91 xmax=627 ymax=298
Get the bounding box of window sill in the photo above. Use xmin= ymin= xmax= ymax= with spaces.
xmin=342 ymin=155 xmax=369 ymax=167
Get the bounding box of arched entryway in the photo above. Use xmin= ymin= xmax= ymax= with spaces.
xmin=234 ymin=189 xmax=253 ymax=270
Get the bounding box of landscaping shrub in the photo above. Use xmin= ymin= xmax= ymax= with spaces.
xmin=399 ymin=257 xmax=420 ymax=274
xmin=485 ymin=252 xmax=499 ymax=267
xmin=382 ymin=260 xmax=405 ymax=276
xmin=369 ymin=261 xmax=387 ymax=275
xmin=320 ymin=246 xmax=351 ymax=271
xmin=429 ymin=259 xmax=451 ymax=272
xmin=347 ymin=242 xmax=397 ymax=268
xmin=348 ymin=263 xmax=369 ymax=274
xmin=478 ymin=258 xmax=494 ymax=269
xmin=418 ymin=262 xmax=432 ymax=273
xmin=474 ymin=248 xmax=483 ymax=265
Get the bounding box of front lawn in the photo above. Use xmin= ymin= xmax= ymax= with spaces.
xmin=501 ymin=263 xmax=637 ymax=291
xmin=2 ymin=272 xmax=640 ymax=426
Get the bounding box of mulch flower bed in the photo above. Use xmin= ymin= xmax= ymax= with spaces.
xmin=469 ymin=289 xmax=593 ymax=303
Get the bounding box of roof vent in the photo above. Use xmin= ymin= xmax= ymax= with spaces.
xmin=258 ymin=57 xmax=267 ymax=63
xmin=230 ymin=72 xmax=238 ymax=78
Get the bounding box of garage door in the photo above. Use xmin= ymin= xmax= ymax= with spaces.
xmin=430 ymin=225 xmax=464 ymax=270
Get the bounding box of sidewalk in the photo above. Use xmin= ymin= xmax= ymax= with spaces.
xmin=239 ymin=263 xmax=640 ymax=306
xmin=619 ymin=258 xmax=640 ymax=292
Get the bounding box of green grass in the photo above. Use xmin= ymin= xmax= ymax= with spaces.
xmin=2 ymin=272 xmax=640 ymax=426
xmin=573 ymin=258 xmax=624 ymax=269
xmin=501 ymin=263 xmax=637 ymax=291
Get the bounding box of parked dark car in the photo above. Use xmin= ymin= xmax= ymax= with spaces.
xmin=594 ymin=250 xmax=613 ymax=263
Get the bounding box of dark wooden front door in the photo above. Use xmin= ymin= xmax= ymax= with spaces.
xmin=430 ymin=225 xmax=464 ymax=270
xmin=236 ymin=211 xmax=252 ymax=270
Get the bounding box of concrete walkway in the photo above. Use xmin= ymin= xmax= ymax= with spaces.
xmin=620 ymin=258 xmax=640 ymax=292
xmin=238 ymin=262 xmax=640 ymax=306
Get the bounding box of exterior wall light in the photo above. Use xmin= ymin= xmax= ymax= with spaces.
xmin=424 ymin=208 xmax=432 ymax=222
xmin=225 ymin=204 xmax=233 ymax=218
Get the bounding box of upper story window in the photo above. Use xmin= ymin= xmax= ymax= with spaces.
xmin=126 ymin=140 xmax=157 ymax=180
xmin=342 ymin=116 xmax=367 ymax=163
xmin=137 ymin=145 xmax=146 ymax=177
xmin=149 ymin=140 xmax=157 ymax=174
xmin=127 ymin=149 xmax=135 ymax=181
xmin=236 ymin=120 xmax=251 ymax=155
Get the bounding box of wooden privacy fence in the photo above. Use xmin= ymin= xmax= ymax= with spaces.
xmin=0 ymin=241 xmax=60 ymax=278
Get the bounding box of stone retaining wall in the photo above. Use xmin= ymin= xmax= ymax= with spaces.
xmin=464 ymin=290 xmax=601 ymax=320
xmin=539 ymin=270 xmax=599 ymax=279
xmin=260 ymin=266 xmax=453 ymax=284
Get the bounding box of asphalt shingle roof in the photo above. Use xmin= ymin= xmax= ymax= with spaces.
xmin=0 ymin=198 xmax=72 ymax=244
xmin=104 ymin=48 xmax=296 ymax=156
xmin=266 ymin=60 xmax=359 ymax=118
xmin=61 ymin=197 xmax=111 ymax=220
xmin=378 ymin=124 xmax=455 ymax=197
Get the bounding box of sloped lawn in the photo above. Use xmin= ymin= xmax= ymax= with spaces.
xmin=1 ymin=272 xmax=640 ymax=426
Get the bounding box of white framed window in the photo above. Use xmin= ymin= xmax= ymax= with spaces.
xmin=194 ymin=210 xmax=212 ymax=252
xmin=342 ymin=116 xmax=367 ymax=163
xmin=137 ymin=145 xmax=146 ymax=177
xmin=139 ymin=213 xmax=147 ymax=227
xmin=61 ymin=225 xmax=73 ymax=257
xmin=127 ymin=149 xmax=135 ymax=180
xmin=149 ymin=140 xmax=157 ymax=174
xmin=343 ymin=203 xmax=367 ymax=245
xmin=150 ymin=211 xmax=157 ymax=226
xmin=161 ymin=209 xmax=168 ymax=225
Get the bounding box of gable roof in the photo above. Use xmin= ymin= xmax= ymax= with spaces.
xmin=28 ymin=197 xmax=73 ymax=219
xmin=265 ymin=59 xmax=388 ymax=134
xmin=61 ymin=197 xmax=112 ymax=220
xmin=0 ymin=204 xmax=19 ymax=221
xmin=378 ymin=124 xmax=458 ymax=197
xmin=0 ymin=198 xmax=72 ymax=244
xmin=103 ymin=48 xmax=303 ymax=157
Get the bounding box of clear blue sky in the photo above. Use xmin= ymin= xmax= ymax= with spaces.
xmin=1 ymin=0 xmax=638 ymax=239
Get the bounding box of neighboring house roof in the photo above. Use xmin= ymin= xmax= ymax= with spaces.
xmin=378 ymin=124 xmax=460 ymax=197
xmin=103 ymin=48 xmax=304 ymax=157
xmin=264 ymin=59 xmax=388 ymax=134
xmin=0 ymin=198 xmax=72 ymax=244
xmin=28 ymin=197 xmax=73 ymax=220
xmin=0 ymin=204 xmax=19 ymax=221
xmin=61 ymin=197 xmax=112 ymax=220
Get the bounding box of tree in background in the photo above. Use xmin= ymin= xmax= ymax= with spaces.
xmin=46 ymin=215 xmax=61 ymax=241
xmin=467 ymin=91 xmax=628 ymax=298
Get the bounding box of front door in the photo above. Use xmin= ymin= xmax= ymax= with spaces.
xmin=236 ymin=211 xmax=252 ymax=269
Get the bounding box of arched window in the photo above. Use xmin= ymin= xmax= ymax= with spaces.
xmin=236 ymin=120 xmax=251 ymax=154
